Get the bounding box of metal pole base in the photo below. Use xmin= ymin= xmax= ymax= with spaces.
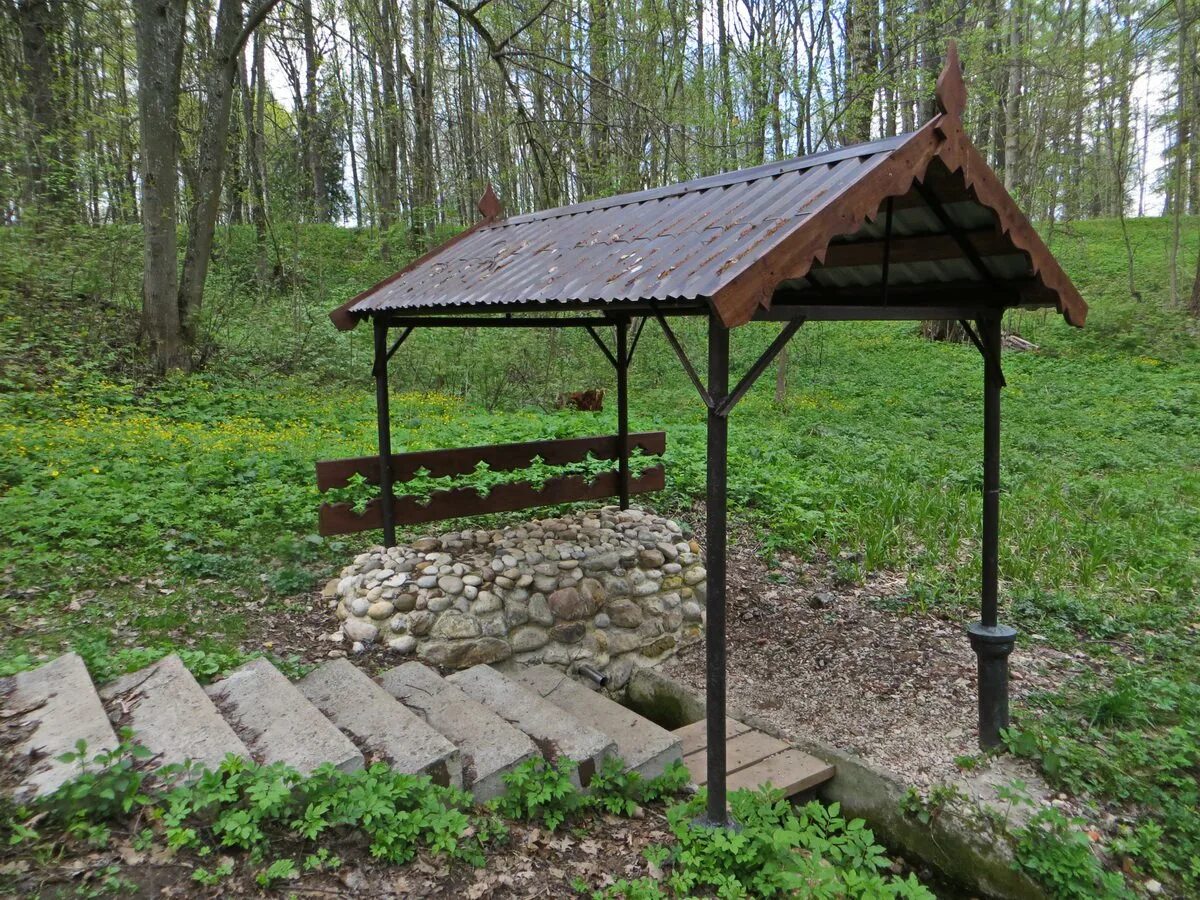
xmin=691 ymin=810 xmax=741 ymax=831
xmin=967 ymin=622 xmax=1018 ymax=750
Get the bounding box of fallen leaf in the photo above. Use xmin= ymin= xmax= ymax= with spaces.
xmin=117 ymin=843 xmax=145 ymax=865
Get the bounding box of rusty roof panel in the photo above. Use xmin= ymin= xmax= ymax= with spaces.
xmin=345 ymin=135 xmax=912 ymax=317
xmin=336 ymin=89 xmax=1087 ymax=329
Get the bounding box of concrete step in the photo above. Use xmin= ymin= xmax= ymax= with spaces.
xmin=206 ymin=658 xmax=362 ymax=775
xmin=100 ymin=654 xmax=248 ymax=773
xmin=297 ymin=659 xmax=461 ymax=788
xmin=3 ymin=653 xmax=120 ymax=799
xmin=379 ymin=662 xmax=538 ymax=801
xmin=447 ymin=664 xmax=616 ymax=788
xmin=510 ymin=665 xmax=681 ymax=779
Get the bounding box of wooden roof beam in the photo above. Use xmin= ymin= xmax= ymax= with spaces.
xmin=819 ymin=229 xmax=1019 ymax=269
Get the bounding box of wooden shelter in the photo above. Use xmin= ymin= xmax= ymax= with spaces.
xmin=322 ymin=43 xmax=1086 ymax=826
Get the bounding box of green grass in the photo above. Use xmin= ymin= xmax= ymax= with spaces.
xmin=1 ymin=216 xmax=1199 ymax=895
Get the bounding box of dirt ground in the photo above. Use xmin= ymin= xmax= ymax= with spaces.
xmin=662 ymin=524 xmax=1099 ymax=788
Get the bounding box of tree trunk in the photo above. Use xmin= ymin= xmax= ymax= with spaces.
xmin=1003 ymin=0 xmax=1022 ymax=193
xmin=334 ymin=23 xmax=363 ymax=226
xmin=300 ymin=0 xmax=328 ymax=221
xmin=114 ymin=33 xmax=139 ymax=222
xmin=881 ymin=0 xmax=897 ymax=138
xmin=716 ymin=0 xmax=734 ymax=167
xmin=375 ymin=0 xmax=401 ymax=232
xmin=844 ymin=0 xmax=876 ymax=142
xmin=408 ymin=0 xmax=436 ymax=233
xmin=240 ymin=33 xmax=269 ymax=283
xmin=178 ymin=0 xmax=245 ymax=348
xmin=15 ymin=0 xmax=69 ymax=219
xmin=921 ymin=320 xmax=968 ymax=342
xmin=1066 ymin=0 xmax=1087 ymax=220
xmin=918 ymin=0 xmax=939 ymax=121
xmin=587 ymin=0 xmax=610 ymax=195
xmin=1190 ymin=237 xmax=1200 ymax=316
xmin=133 ymin=0 xmax=187 ymax=372
xmin=136 ymin=0 xmax=279 ymax=370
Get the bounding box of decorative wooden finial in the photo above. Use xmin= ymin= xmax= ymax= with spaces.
xmin=935 ymin=40 xmax=967 ymax=117
xmin=477 ymin=183 xmax=502 ymax=220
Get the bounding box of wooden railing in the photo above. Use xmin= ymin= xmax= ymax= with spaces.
xmin=315 ymin=431 xmax=666 ymax=536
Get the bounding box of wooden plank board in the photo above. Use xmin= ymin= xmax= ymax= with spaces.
xmin=821 ymin=229 xmax=1014 ymax=270
xmin=685 ymin=729 xmax=790 ymax=786
xmin=677 ymin=719 xmax=835 ymax=797
xmin=725 ymin=730 xmax=792 ymax=770
xmin=318 ymin=466 xmax=664 ymax=535
xmin=674 ymin=718 xmax=752 ymax=758
xmin=725 ymin=748 xmax=835 ymax=797
xmin=316 ymin=431 xmax=667 ymax=490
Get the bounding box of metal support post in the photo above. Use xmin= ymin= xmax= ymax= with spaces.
xmin=703 ymin=313 xmax=730 ymax=825
xmin=373 ymin=316 xmax=397 ymax=548
xmin=616 ymin=316 xmax=630 ymax=509
xmin=968 ymin=315 xmax=1016 ymax=748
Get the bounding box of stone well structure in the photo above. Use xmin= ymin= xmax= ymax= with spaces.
xmin=327 ymin=506 xmax=706 ymax=689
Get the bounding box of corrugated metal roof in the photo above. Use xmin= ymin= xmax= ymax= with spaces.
xmin=343 ymin=136 xmax=905 ymax=314
xmin=334 ymin=71 xmax=1086 ymax=330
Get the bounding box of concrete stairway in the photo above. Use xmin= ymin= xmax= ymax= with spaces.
xmin=447 ymin=664 xmax=615 ymax=788
xmin=297 ymin=659 xmax=461 ymax=788
xmin=5 ymin=653 xmax=119 ymax=799
xmin=3 ymin=653 xmax=683 ymax=803
xmin=674 ymin=718 xmax=835 ymax=797
xmin=206 ymin=658 xmax=362 ymax=775
xmin=510 ymin=664 xmax=682 ymax=780
xmin=101 ymin=654 xmax=249 ymax=772
xmin=379 ymin=662 xmax=539 ymax=801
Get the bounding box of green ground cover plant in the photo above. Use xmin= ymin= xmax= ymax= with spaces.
xmin=575 ymin=790 xmax=934 ymax=899
xmin=0 ymin=737 xmax=927 ymax=897
xmin=492 ymin=755 xmax=692 ymax=829
xmin=1010 ymin=806 xmax=1133 ymax=899
xmin=2 ymin=217 xmax=1199 ymax=895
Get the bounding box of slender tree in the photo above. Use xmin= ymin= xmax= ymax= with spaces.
xmin=134 ymin=0 xmax=282 ymax=371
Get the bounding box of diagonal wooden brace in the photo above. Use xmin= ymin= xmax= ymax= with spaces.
xmin=714 ymin=318 xmax=805 ymax=417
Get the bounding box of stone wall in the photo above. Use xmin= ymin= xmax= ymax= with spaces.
xmin=326 ymin=506 xmax=706 ymax=689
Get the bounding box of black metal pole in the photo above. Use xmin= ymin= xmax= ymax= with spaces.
xmin=980 ymin=316 xmax=1001 ymax=631
xmin=968 ymin=315 xmax=1016 ymax=748
xmin=704 ymin=313 xmax=730 ymax=826
xmin=616 ymin=316 xmax=631 ymax=510
xmin=373 ymin=316 xmax=397 ymax=548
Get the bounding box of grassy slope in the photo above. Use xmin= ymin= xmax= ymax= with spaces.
xmin=1 ymin=217 xmax=1199 ymax=892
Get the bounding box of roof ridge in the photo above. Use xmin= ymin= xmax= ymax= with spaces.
xmin=495 ymin=132 xmax=916 ymax=228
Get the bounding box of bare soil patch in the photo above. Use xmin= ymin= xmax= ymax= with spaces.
xmin=662 ymin=525 xmax=1098 ymax=788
